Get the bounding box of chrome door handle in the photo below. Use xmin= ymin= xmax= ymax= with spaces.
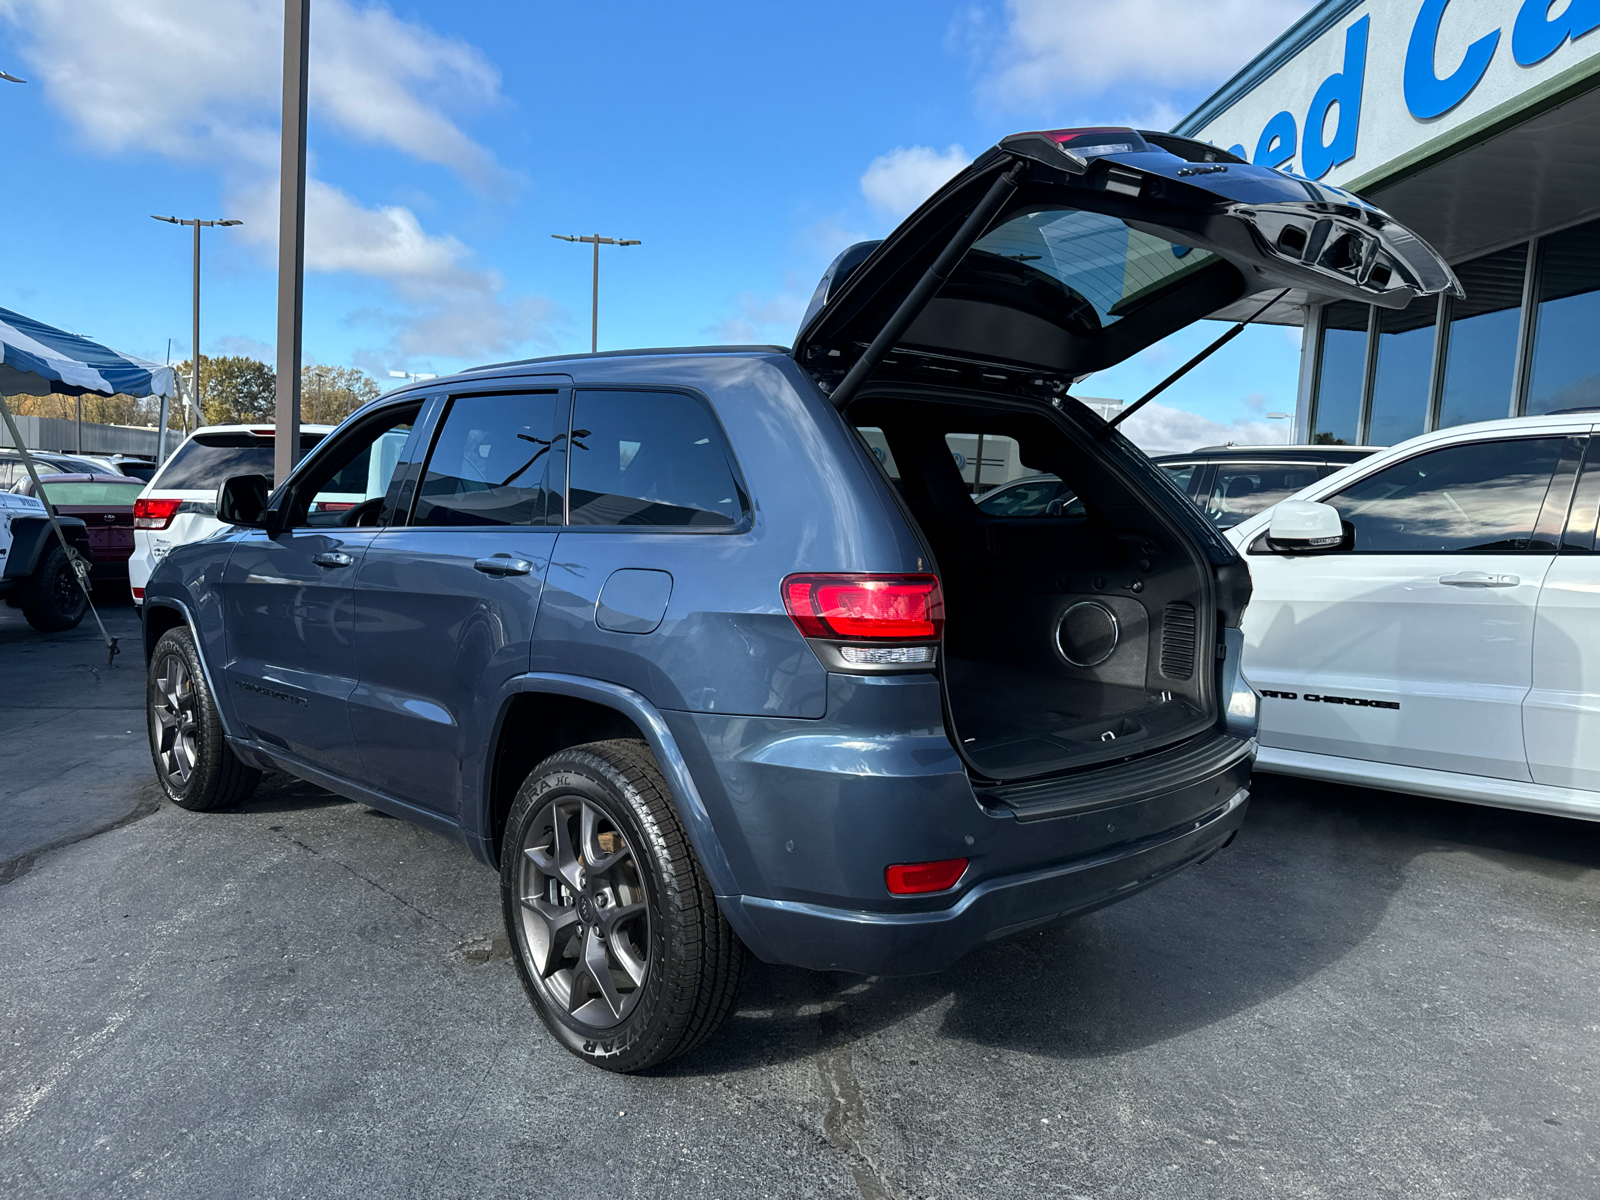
xmin=312 ymin=551 xmax=354 ymax=569
xmin=1439 ymin=571 xmax=1519 ymax=588
xmin=474 ymin=555 xmax=534 ymax=577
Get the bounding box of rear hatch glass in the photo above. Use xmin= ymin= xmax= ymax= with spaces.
xmin=154 ymin=432 xmax=325 ymax=491
xmin=37 ymin=480 xmax=145 ymax=506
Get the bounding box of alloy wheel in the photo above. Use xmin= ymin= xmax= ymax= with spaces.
xmin=151 ymin=654 xmax=198 ymax=787
xmin=516 ymin=796 xmax=651 ymax=1029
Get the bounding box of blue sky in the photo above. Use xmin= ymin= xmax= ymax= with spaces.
xmin=0 ymin=0 xmax=1316 ymax=450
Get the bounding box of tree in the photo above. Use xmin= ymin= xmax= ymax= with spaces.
xmin=177 ymin=355 xmax=276 ymax=425
xmin=300 ymin=364 xmax=382 ymax=425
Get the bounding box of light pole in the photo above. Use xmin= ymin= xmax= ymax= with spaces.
xmin=151 ymin=216 xmax=242 ymax=460
xmin=1265 ymin=412 xmax=1292 ymax=444
xmin=388 ymin=370 xmax=438 ymax=385
xmin=551 ymin=233 xmax=641 ymax=353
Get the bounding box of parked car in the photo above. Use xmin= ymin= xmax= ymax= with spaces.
xmin=0 ymin=488 xmax=92 ymax=631
xmin=128 ymin=424 xmax=334 ymax=604
xmin=0 ymin=449 xmax=107 ymax=488
xmin=141 ymin=125 xmax=1458 ymax=1070
xmin=10 ymin=472 xmax=145 ymax=583
xmin=1153 ymin=445 xmax=1378 ymax=529
xmin=1226 ymin=414 xmax=1600 ymax=822
xmin=74 ymin=453 xmax=159 ymax=482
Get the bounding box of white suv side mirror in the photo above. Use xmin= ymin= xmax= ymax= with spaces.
xmin=1267 ymin=499 xmax=1345 ymax=550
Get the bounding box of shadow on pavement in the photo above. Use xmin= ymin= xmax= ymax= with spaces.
xmin=667 ymin=774 xmax=1600 ymax=1075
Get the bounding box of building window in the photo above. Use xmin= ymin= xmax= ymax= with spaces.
xmin=1367 ymin=298 xmax=1436 ymax=447
xmin=1312 ymin=301 xmax=1367 ymax=444
xmin=1526 ymin=218 xmax=1600 ymax=416
xmin=1438 ymin=245 xmax=1526 ymax=429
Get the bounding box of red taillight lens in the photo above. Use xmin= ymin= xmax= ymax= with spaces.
xmin=885 ymin=858 xmax=968 ymax=895
xmin=311 ymin=501 xmax=357 ymax=513
xmin=131 ymin=586 xmax=145 ymax=600
xmin=781 ymin=574 xmax=944 ymax=641
xmin=133 ymin=497 xmax=181 ymax=530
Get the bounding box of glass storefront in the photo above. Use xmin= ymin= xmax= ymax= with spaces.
xmin=1527 ymin=221 xmax=1600 ymax=416
xmin=1307 ymin=214 xmax=1600 ymax=444
xmin=1311 ymin=301 xmax=1367 ymax=444
xmin=1368 ymin=299 xmax=1435 ymax=446
xmin=1439 ymin=246 xmax=1525 ymax=428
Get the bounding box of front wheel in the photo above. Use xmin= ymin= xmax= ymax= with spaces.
xmin=148 ymin=627 xmax=261 ymax=811
xmin=500 ymin=739 xmax=747 ymax=1072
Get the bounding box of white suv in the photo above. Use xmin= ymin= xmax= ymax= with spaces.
xmin=130 ymin=424 xmax=336 ymax=605
xmin=1226 ymin=412 xmax=1600 ymax=821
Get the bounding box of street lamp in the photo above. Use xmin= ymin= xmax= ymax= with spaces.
xmin=1265 ymin=412 xmax=1292 ymax=444
xmin=1 ymin=70 xmax=25 ymax=83
xmin=389 ymin=370 xmax=438 ymax=385
xmin=551 ymin=233 xmax=641 ymax=353
xmin=151 ymin=215 xmax=242 ymax=461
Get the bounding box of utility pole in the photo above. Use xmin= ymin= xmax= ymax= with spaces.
xmin=276 ymin=0 xmax=311 ymax=483
xmin=551 ymin=233 xmax=641 ymax=352
xmin=151 ymin=216 xmax=242 ymax=461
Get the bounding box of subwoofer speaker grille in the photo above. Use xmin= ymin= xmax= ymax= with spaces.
xmin=1161 ymin=602 xmax=1196 ymax=680
xmin=1056 ymin=601 xmax=1119 ymax=667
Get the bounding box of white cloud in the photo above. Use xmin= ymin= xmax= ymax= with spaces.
xmin=706 ymin=288 xmax=810 ymax=346
xmin=860 ymin=145 xmax=971 ymax=219
xmin=970 ymin=0 xmax=1316 ymax=109
xmin=0 ymin=0 xmax=549 ymax=364
xmin=1106 ymin=398 xmax=1288 ymax=455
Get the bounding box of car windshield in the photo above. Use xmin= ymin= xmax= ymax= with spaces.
xmin=37 ymin=480 xmax=145 ymax=505
xmin=154 ymin=432 xmax=325 ymax=491
xmin=969 ymin=207 xmax=1217 ymax=329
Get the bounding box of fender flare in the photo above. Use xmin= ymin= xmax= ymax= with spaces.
xmin=141 ymin=595 xmax=236 ymax=740
xmin=3 ymin=514 xmax=89 ymax=579
xmin=489 ymin=673 xmax=774 ymax=960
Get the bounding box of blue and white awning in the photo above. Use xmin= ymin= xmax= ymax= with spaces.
xmin=0 ymin=305 xmax=176 ymax=399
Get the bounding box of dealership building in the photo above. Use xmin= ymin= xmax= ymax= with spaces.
xmin=1174 ymin=0 xmax=1600 ymax=444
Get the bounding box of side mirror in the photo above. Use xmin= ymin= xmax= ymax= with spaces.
xmin=1267 ymin=499 xmax=1345 ymax=552
xmin=216 ymin=473 xmax=270 ymax=528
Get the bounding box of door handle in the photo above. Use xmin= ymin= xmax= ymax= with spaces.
xmin=1438 ymin=571 xmax=1519 ymax=588
xmin=312 ymin=551 xmax=354 ymax=569
xmin=474 ymin=555 xmax=534 ymax=577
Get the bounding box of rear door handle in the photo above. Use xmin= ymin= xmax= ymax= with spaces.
xmin=1438 ymin=571 xmax=1519 ymax=588
xmin=312 ymin=551 xmax=354 ymax=569
xmin=474 ymin=555 xmax=534 ymax=577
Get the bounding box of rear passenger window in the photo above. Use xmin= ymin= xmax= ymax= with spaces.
xmin=413 ymin=391 xmax=561 ymax=527
xmin=567 ymin=390 xmax=743 ymax=527
xmin=1203 ymin=463 xmax=1322 ymax=528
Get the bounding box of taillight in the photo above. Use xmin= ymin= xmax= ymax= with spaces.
xmin=131 ymin=586 xmax=145 ymax=600
xmin=885 ymin=858 xmax=968 ymax=895
xmin=781 ymin=574 xmax=944 ymax=641
xmin=133 ymin=497 xmax=181 ymax=530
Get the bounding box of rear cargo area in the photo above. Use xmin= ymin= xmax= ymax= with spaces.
xmin=853 ymin=391 xmax=1215 ymax=781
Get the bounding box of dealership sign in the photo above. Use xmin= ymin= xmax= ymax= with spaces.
xmin=1179 ymin=0 xmax=1600 ymax=188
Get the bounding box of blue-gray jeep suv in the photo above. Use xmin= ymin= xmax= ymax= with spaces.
xmin=142 ymin=128 xmax=1459 ymax=1070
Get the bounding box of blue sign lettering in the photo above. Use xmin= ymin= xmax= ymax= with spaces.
xmin=1405 ymin=0 xmax=1500 ymax=119
xmin=1512 ymin=0 xmax=1600 ymax=66
xmin=1254 ymin=111 xmax=1298 ymax=168
xmin=1303 ymin=16 xmax=1370 ymax=179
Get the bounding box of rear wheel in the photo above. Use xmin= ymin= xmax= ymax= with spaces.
xmin=500 ymin=739 xmax=746 ymax=1072
xmin=148 ymin=627 xmax=261 ymax=811
xmin=18 ymin=542 xmax=88 ymax=632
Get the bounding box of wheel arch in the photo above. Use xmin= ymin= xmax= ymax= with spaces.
xmin=2 ymin=515 xmax=89 ymax=579
xmin=484 ymin=675 xmax=744 ymax=907
xmin=142 ymin=597 xmax=235 ymax=740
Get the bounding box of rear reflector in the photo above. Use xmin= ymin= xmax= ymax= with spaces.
xmin=885 ymin=858 xmax=968 ymax=896
xmin=133 ymin=497 xmax=181 ymax=530
xmin=781 ymin=574 xmax=944 ymax=641
xmin=131 ymin=587 xmax=145 ymax=600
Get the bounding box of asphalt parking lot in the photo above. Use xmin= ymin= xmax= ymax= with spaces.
xmin=2 ymin=598 xmax=1598 ymax=1200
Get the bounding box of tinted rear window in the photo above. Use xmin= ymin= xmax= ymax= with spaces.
xmin=568 ymin=390 xmax=743 ymax=527
xmin=154 ymin=432 xmax=325 ymax=491
xmin=37 ymin=480 xmax=145 ymax=506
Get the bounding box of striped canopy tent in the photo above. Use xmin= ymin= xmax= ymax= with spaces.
xmin=0 ymin=304 xmax=175 ymax=400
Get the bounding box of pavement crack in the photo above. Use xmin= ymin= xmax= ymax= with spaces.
xmin=818 ymin=1040 xmax=921 ymax=1200
xmin=279 ymin=834 xmax=456 ymax=935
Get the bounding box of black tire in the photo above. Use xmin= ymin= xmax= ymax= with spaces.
xmin=148 ymin=627 xmax=261 ymax=811
xmin=500 ymin=739 xmax=747 ymax=1072
xmin=18 ymin=542 xmax=88 ymax=632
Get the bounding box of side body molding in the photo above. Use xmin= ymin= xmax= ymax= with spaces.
xmin=486 ymin=672 xmax=775 ymax=959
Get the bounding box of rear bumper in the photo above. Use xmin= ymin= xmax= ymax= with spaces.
xmin=729 ymin=785 xmax=1249 ymax=976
